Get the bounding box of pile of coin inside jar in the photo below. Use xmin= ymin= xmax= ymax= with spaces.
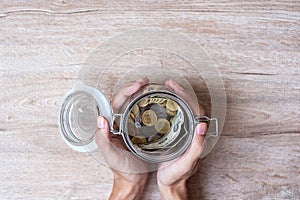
xmin=126 ymin=96 xmax=185 ymax=150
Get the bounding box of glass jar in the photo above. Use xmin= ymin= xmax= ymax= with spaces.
xmin=58 ymin=81 xmax=218 ymax=163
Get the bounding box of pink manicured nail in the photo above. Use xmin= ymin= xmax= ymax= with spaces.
xmin=97 ymin=116 xmax=107 ymax=129
xmin=196 ymin=124 xmax=206 ymax=135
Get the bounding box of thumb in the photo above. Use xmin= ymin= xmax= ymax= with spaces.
xmin=95 ymin=116 xmax=120 ymax=169
xmin=187 ymin=123 xmax=207 ymax=161
xmin=194 ymin=122 xmax=207 ymax=147
xmin=95 ymin=116 xmax=110 ymax=144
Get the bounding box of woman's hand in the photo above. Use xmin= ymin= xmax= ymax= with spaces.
xmin=157 ymin=80 xmax=208 ymax=200
xmin=96 ymin=78 xmax=149 ymax=200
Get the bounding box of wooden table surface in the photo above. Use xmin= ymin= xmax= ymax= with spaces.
xmin=1 ymin=1 xmax=299 ymax=199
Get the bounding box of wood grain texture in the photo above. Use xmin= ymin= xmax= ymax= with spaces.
xmin=1 ymin=1 xmax=299 ymax=199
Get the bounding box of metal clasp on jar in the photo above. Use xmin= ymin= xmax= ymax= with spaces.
xmin=194 ymin=116 xmax=219 ymax=137
xmin=110 ymin=113 xmax=123 ymax=135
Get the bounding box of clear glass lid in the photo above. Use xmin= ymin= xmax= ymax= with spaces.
xmin=58 ymin=81 xmax=113 ymax=152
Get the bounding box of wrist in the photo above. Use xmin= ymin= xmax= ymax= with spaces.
xmin=158 ymin=180 xmax=188 ymax=200
xmin=109 ymin=176 xmax=146 ymax=200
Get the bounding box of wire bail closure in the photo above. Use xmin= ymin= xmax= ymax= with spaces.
xmin=195 ymin=116 xmax=219 ymax=137
xmin=110 ymin=113 xmax=123 ymax=135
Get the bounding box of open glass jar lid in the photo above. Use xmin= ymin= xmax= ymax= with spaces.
xmin=58 ymin=28 xmax=226 ymax=172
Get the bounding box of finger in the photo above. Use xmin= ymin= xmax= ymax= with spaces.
xmin=96 ymin=116 xmax=127 ymax=152
xmin=165 ymin=79 xmax=192 ymax=105
xmin=185 ymin=123 xmax=207 ymax=162
xmin=124 ymin=77 xmax=149 ymax=87
xmin=112 ymin=77 xmax=149 ymax=111
xmin=95 ymin=116 xmax=122 ymax=169
xmin=95 ymin=116 xmax=111 ymax=143
xmin=119 ymin=77 xmax=149 ymax=96
xmin=136 ymin=77 xmax=149 ymax=85
xmin=165 ymin=79 xmax=201 ymax=115
xmin=165 ymin=79 xmax=185 ymax=93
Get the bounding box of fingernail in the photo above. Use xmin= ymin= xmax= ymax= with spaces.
xmin=196 ymin=124 xmax=206 ymax=135
xmin=97 ymin=116 xmax=107 ymax=129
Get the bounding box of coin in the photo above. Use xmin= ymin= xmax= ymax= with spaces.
xmin=142 ymin=110 xmax=158 ymax=126
xmin=158 ymin=101 xmax=167 ymax=107
xmin=167 ymin=108 xmax=177 ymax=117
xmin=138 ymin=98 xmax=149 ymax=107
xmin=132 ymin=136 xmax=147 ymax=144
xmin=166 ymin=99 xmax=178 ymax=112
xmin=154 ymin=118 xmax=171 ymax=134
xmin=148 ymin=97 xmax=167 ymax=105
xmin=149 ymin=104 xmax=168 ymax=119
xmin=130 ymin=112 xmax=135 ymax=120
xmin=132 ymin=104 xmax=140 ymax=117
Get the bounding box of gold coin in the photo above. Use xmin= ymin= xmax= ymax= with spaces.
xmin=131 ymin=136 xmax=147 ymax=144
xmin=138 ymin=98 xmax=149 ymax=107
xmin=148 ymin=97 xmax=167 ymax=105
xmin=166 ymin=99 xmax=179 ymax=112
xmin=142 ymin=110 xmax=157 ymax=126
xmin=167 ymin=109 xmax=177 ymax=117
xmin=154 ymin=118 xmax=171 ymax=134
xmin=130 ymin=112 xmax=135 ymax=120
xmin=127 ymin=118 xmax=136 ymax=136
xmin=132 ymin=104 xmax=140 ymax=117
xmin=158 ymin=100 xmax=167 ymax=107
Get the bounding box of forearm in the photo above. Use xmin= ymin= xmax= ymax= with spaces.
xmin=158 ymin=181 xmax=188 ymax=200
xmin=109 ymin=177 xmax=146 ymax=200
